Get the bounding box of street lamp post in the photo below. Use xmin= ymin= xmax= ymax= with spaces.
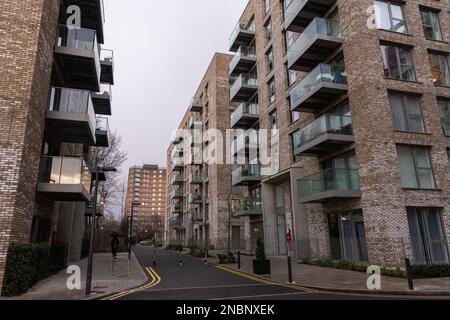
xmin=128 ymin=201 xmax=140 ymax=260
xmin=85 ymin=165 xmax=117 ymax=296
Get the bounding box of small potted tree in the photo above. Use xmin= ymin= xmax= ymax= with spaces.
xmin=252 ymin=238 xmax=271 ymax=275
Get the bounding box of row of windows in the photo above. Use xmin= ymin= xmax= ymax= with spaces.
xmin=381 ymin=43 xmax=450 ymax=86
xmin=374 ymin=1 xmax=445 ymax=42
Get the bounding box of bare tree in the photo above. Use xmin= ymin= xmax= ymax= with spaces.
xmin=92 ymin=130 xmax=127 ymax=221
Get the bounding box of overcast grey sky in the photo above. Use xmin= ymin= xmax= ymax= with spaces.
xmin=103 ymin=0 xmax=248 ymax=175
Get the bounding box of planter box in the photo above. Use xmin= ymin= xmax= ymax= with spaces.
xmin=253 ymin=259 xmax=271 ymax=275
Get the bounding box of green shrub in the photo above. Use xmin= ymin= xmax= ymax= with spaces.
xmin=411 ymin=264 xmax=450 ymax=279
xmin=189 ymin=246 xmax=207 ymax=258
xmin=255 ymin=238 xmax=266 ymax=261
xmin=165 ymin=244 xmax=183 ymax=251
xmin=217 ymin=252 xmax=236 ymax=264
xmin=1 ymin=243 xmax=67 ymax=297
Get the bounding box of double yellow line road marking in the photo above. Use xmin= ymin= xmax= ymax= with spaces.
xmin=102 ymin=267 xmax=161 ymax=300
xmin=215 ymin=265 xmax=317 ymax=293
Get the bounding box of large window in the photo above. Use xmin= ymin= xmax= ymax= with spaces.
xmin=381 ymin=44 xmax=416 ymax=81
xmin=389 ymin=92 xmax=425 ymax=133
xmin=265 ymin=19 xmax=272 ymax=43
xmin=374 ymin=0 xmax=407 ymax=33
xmin=266 ymin=47 xmax=274 ymax=73
xmin=328 ymin=210 xmax=368 ymax=263
xmin=397 ymin=145 xmax=435 ymax=189
xmin=407 ymin=208 xmax=449 ymax=264
xmin=429 ymin=52 xmax=450 ymax=87
xmin=438 ymin=98 xmax=450 ymax=136
xmin=420 ymin=9 xmax=443 ymax=41
xmin=264 ymin=0 xmax=271 ymax=14
xmin=267 ymin=77 xmax=276 ymax=104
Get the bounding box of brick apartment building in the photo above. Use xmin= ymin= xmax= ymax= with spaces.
xmin=166 ymin=53 xmax=249 ymax=250
xmin=0 ymin=0 xmax=114 ymax=292
xmin=226 ymin=0 xmax=450 ymax=267
xmin=126 ymin=165 xmax=167 ymax=243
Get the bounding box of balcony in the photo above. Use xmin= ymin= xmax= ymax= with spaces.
xmin=230 ymin=102 xmax=260 ymax=129
xmin=293 ymin=114 xmax=354 ymax=156
xmin=287 ymin=18 xmax=342 ymax=72
xmin=62 ymin=0 xmax=105 ymax=44
xmin=53 ymin=25 xmax=101 ymax=92
xmin=85 ymin=196 xmax=105 ymax=217
xmin=171 ymin=163 xmax=183 ymax=172
xmin=170 ymin=174 xmax=183 ymax=185
xmin=189 ymin=97 xmax=203 ymax=113
xmin=188 ymin=173 xmax=203 ymax=185
xmin=229 ymin=20 xmax=256 ymax=52
xmin=284 ymin=0 xmax=337 ymax=32
xmin=232 ymin=199 xmax=262 ymax=217
xmin=290 ymin=64 xmax=347 ymax=113
xmin=232 ymin=164 xmax=261 ymax=186
xmin=169 ymin=217 xmax=182 ymax=229
xmin=46 ymin=87 xmax=96 ymax=145
xmin=37 ymin=156 xmax=91 ymax=202
xmin=188 ymin=117 xmax=202 ymax=129
xmin=230 ymin=74 xmax=258 ymax=103
xmin=229 ymin=46 xmax=257 ymax=76
xmin=191 ymin=211 xmax=204 ymax=223
xmin=170 ymin=188 xmax=183 ymax=199
xmin=189 ymin=193 xmax=203 ymax=205
xmin=100 ymin=49 xmax=114 ymax=85
xmin=297 ymin=168 xmax=361 ymax=203
xmin=171 ymin=204 xmax=183 ymax=214
xmin=91 ymin=83 xmax=112 ymax=115
xmin=95 ymin=117 xmax=109 ymax=147
xmin=233 ymin=132 xmax=259 ymax=156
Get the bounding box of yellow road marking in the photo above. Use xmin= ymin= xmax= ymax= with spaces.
xmin=102 ymin=267 xmax=161 ymax=300
xmin=216 ymin=265 xmax=317 ymax=293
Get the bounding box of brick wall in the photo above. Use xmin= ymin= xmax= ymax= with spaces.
xmin=0 ymin=0 xmax=60 ymax=291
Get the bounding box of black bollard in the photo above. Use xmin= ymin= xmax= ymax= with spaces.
xmin=179 ymin=251 xmax=183 ymax=267
xmin=287 ymin=255 xmax=293 ymax=284
xmin=153 ymin=250 xmax=156 ymax=267
xmin=237 ymin=251 xmax=241 ymax=270
xmin=405 ymin=258 xmax=414 ymax=290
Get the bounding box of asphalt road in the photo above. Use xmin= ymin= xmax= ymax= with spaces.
xmin=111 ymin=246 xmax=400 ymax=300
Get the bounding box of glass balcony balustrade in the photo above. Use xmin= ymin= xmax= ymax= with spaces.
xmin=290 ymin=63 xmax=347 ymax=112
xmin=297 ymin=168 xmax=360 ymax=203
xmin=287 ymin=18 xmax=342 ymax=71
xmin=292 ymin=114 xmax=353 ymax=155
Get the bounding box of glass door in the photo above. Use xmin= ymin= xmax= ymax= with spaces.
xmin=276 ymin=186 xmax=288 ymax=255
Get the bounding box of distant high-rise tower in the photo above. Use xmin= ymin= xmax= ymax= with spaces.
xmin=126 ymin=165 xmax=167 ymax=243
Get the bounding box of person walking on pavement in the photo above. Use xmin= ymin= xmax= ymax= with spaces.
xmin=111 ymin=233 xmax=120 ymax=262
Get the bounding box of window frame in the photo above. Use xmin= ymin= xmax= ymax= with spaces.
xmin=381 ymin=44 xmax=416 ymax=81
xmin=388 ymin=92 xmax=426 ymax=133
xmin=420 ymin=8 xmax=443 ymax=41
xmin=397 ymin=145 xmax=436 ymax=190
xmin=266 ymin=47 xmax=274 ymax=74
xmin=374 ymin=0 xmax=408 ymax=34
xmin=428 ymin=52 xmax=450 ymax=87
xmin=267 ymin=77 xmax=276 ymax=104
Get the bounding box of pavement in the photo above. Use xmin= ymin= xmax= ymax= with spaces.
xmin=213 ymin=254 xmax=450 ymax=296
xmin=3 ymin=252 xmax=147 ymax=300
xmin=102 ymin=246 xmax=450 ymax=300
xmin=5 ymin=246 xmax=450 ymax=300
